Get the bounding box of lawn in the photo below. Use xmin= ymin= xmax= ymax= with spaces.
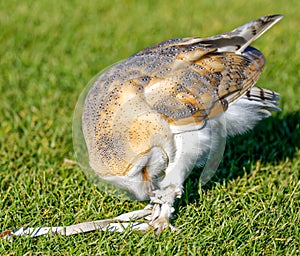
xmin=0 ymin=0 xmax=299 ymax=255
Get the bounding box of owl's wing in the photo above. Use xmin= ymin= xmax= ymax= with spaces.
xmin=142 ymin=15 xmax=282 ymax=131
xmin=143 ymin=48 xmax=263 ymax=130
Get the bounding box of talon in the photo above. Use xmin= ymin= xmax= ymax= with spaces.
xmin=150 ymin=197 xmax=164 ymax=205
xmin=151 ymin=204 xmax=161 ymax=221
xmin=169 ymin=224 xmax=180 ymax=233
xmin=144 ymin=204 xmax=153 ymax=210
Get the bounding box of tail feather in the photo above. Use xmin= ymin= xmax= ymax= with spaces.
xmin=243 ymin=86 xmax=281 ymax=113
xmin=224 ymin=86 xmax=280 ymax=136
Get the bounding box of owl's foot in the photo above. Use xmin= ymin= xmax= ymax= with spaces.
xmin=143 ymin=187 xmax=182 ymax=235
xmin=144 ymin=201 xmax=179 ymax=235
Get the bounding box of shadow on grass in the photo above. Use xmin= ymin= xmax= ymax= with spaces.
xmin=177 ymin=110 xmax=300 ymax=208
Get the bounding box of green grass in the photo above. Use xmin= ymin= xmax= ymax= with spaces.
xmin=1 ymin=0 xmax=299 ymax=255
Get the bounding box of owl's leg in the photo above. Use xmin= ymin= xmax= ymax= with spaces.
xmin=144 ymin=128 xmax=211 ymax=234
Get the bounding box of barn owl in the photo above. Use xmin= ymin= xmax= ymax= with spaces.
xmin=0 ymin=15 xmax=283 ymax=240
xmin=81 ymin=14 xmax=282 ymax=234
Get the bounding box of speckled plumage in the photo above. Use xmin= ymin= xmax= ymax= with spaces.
xmin=82 ymin=15 xmax=282 ymax=233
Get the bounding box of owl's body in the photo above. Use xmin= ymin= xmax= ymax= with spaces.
xmin=82 ymin=15 xmax=282 ymax=232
